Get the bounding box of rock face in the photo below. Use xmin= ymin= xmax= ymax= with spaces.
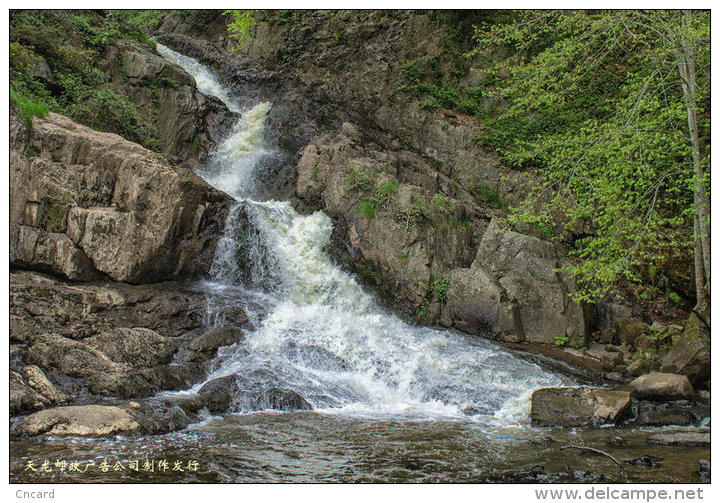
xmin=175 ymin=327 xmax=244 ymax=363
xmin=94 ymin=38 xmax=236 ymax=159
xmin=613 ymin=318 xmax=650 ymax=346
xmin=661 ymin=313 xmax=710 ymax=386
xmin=156 ymin=15 xmax=595 ymax=345
xmin=10 ymin=270 xmax=207 ymax=343
xmin=293 ymin=130 xmax=590 ymax=345
xmin=530 ymin=387 xmax=632 ymax=426
xmin=10 ymin=112 xmax=236 ymax=284
xmin=629 ymin=373 xmax=694 ymax=401
xmin=12 ymin=405 xmax=141 ymax=437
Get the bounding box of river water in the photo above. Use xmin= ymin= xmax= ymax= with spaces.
xmin=9 ymin=45 xmax=709 ymax=484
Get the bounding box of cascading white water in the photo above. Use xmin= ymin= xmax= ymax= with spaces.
xmin=158 ymin=44 xmax=572 ymax=423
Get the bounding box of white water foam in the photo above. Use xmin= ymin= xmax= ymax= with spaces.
xmin=158 ymin=44 xmax=572 ymax=424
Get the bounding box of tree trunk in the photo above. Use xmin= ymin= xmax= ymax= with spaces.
xmin=676 ymin=10 xmax=710 ymax=325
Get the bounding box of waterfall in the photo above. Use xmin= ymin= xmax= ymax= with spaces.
xmin=158 ymin=44 xmax=571 ymax=424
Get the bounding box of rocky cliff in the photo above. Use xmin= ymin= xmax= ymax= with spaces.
xmin=10 ymin=111 xmax=235 ymax=283
xmin=154 ymin=10 xmax=594 ymax=345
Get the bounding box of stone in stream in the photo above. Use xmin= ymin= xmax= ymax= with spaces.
xmin=646 ymin=432 xmax=710 ymax=447
xmin=629 ymin=372 xmax=694 ymax=401
xmin=635 ymin=401 xmax=698 ymax=427
xmin=12 ymin=405 xmax=141 ymax=437
xmin=530 ymin=387 xmax=632 ymax=426
xmin=182 ymin=373 xmax=313 ymax=414
xmin=626 ymin=455 xmax=662 ymax=467
xmin=698 ymin=459 xmax=710 ymax=478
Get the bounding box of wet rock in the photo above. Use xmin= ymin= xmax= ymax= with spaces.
xmin=10 ymin=112 xmax=235 ymax=283
xmin=661 ymin=313 xmax=710 ymax=386
xmin=629 ymin=372 xmax=693 ymax=401
xmin=12 ymin=405 xmax=141 ymax=437
xmin=636 ymin=404 xmax=697 ymax=427
xmin=185 ymin=373 xmax=313 ymax=414
xmin=573 ymin=470 xmax=604 ymax=481
xmin=604 ymin=372 xmax=624 ymax=383
xmin=530 ymin=387 xmax=632 ymax=426
xmin=125 ymin=401 xmax=193 ymax=435
xmin=646 ymin=432 xmax=710 ymax=447
xmin=698 ymin=459 xmax=710 ymax=478
xmin=25 ymin=332 xmax=196 ymax=399
xmin=626 ymin=455 xmax=661 ymax=467
xmin=10 ymin=372 xmax=48 ymax=415
xmin=176 ymin=327 xmax=245 ymax=363
xmin=613 ymin=318 xmax=649 ymax=346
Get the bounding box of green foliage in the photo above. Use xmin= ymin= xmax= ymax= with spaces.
xmin=224 ymin=10 xmax=261 ymax=51
xmin=9 ymin=10 xmax=163 ymax=151
xmin=472 ymin=10 xmax=710 ymax=302
xmin=396 ymin=197 xmax=432 ymax=230
xmin=356 ymin=200 xmax=376 ymax=220
xmin=553 ymin=336 xmax=569 ymax=347
xmin=347 ymin=169 xmax=373 ymax=193
xmin=10 ymin=86 xmax=48 ymax=128
xmin=432 ymin=276 xmax=450 ymax=302
xmin=433 ymin=193 xmax=455 ymax=212
xmin=472 ymin=184 xmax=503 ymax=209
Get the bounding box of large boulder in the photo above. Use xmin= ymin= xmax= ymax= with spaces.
xmin=444 ymin=219 xmax=590 ymax=344
xmin=183 ymin=373 xmax=313 ymax=414
xmin=661 ymin=313 xmax=710 ymax=386
xmin=629 ymin=372 xmax=694 ymax=401
xmin=530 ymin=387 xmax=632 ymax=426
xmin=10 ymin=112 xmax=236 ymax=284
xmin=12 ymin=405 xmax=141 ymax=437
xmin=25 ymin=331 xmax=193 ymax=399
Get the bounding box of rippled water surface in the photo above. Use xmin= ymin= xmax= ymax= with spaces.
xmin=11 ymin=415 xmax=710 ymax=483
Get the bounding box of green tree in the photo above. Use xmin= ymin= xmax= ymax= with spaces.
xmin=224 ymin=10 xmax=261 ymax=51
xmin=472 ymin=10 xmax=709 ymax=324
